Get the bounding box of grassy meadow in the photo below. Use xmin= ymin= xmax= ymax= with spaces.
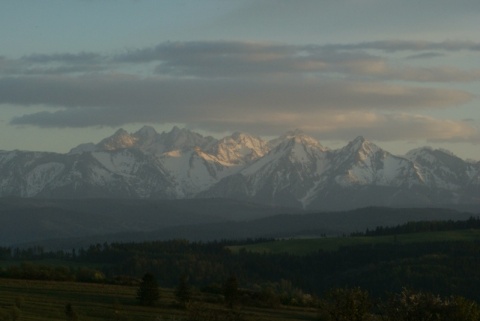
xmin=228 ymin=229 xmax=480 ymax=255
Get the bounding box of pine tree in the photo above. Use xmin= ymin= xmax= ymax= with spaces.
xmin=224 ymin=274 xmax=239 ymax=309
xmin=175 ymin=274 xmax=191 ymax=308
xmin=137 ymin=272 xmax=160 ymax=306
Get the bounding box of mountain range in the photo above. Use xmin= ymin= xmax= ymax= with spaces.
xmin=1 ymin=126 xmax=479 ymax=210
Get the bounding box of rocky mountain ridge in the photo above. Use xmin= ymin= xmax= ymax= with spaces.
xmin=1 ymin=126 xmax=479 ymax=210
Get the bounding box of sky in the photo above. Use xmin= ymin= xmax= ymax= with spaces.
xmin=1 ymin=0 xmax=480 ymax=160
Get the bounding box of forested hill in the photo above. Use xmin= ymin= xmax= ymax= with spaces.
xmin=2 ymin=216 xmax=480 ymax=302
xmin=363 ymin=215 xmax=480 ymax=236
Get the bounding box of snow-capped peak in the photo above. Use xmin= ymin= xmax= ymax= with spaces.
xmin=134 ymin=125 xmax=158 ymax=139
xmin=345 ymin=136 xmax=377 ymax=152
xmin=130 ymin=126 xmax=161 ymax=153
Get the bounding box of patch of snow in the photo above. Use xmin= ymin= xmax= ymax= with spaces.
xmin=92 ymin=151 xmax=139 ymax=175
xmin=25 ymin=163 xmax=65 ymax=196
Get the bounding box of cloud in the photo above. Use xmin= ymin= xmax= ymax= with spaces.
xmin=2 ymin=52 xmax=108 ymax=76
xmin=3 ymin=72 xmax=473 ymax=145
xmin=4 ymin=41 xmax=480 ymax=82
xmin=109 ymin=41 xmax=480 ymax=83
xmin=2 ymin=74 xmax=471 ymax=114
xmin=2 ymin=39 xmax=479 ymax=144
xmin=0 ymin=56 xmax=26 ymax=75
xmin=22 ymin=52 xmax=103 ymax=64
xmin=377 ymin=67 xmax=480 ymax=83
xmin=405 ymin=52 xmax=445 ymax=60
xmin=117 ymin=41 xmax=321 ymax=77
xmin=323 ymin=40 xmax=480 ymax=53
xmin=115 ymin=41 xmax=295 ymax=64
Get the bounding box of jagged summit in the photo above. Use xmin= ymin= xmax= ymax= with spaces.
xmin=159 ymin=126 xmax=215 ymax=152
xmin=345 ymin=135 xmax=375 ymax=151
xmin=334 ymin=136 xmax=378 ymax=162
xmin=97 ymin=128 xmax=137 ymax=151
xmin=134 ymin=125 xmax=158 ymax=138
xmin=269 ymin=129 xmax=326 ymax=151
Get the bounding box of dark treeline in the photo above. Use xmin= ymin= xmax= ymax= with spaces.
xmin=361 ymin=215 xmax=480 ymax=236
xmin=2 ymin=239 xmax=480 ymax=303
xmin=1 ymin=219 xmax=480 ymax=304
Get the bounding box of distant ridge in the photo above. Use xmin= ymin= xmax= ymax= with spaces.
xmin=0 ymin=126 xmax=479 ymax=210
xmin=2 ymin=199 xmax=475 ymax=250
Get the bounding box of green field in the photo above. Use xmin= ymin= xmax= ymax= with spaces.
xmin=228 ymin=229 xmax=480 ymax=255
xmin=0 ymin=278 xmax=317 ymax=321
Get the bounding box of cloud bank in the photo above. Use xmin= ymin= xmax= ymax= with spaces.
xmin=1 ymin=40 xmax=479 ymax=143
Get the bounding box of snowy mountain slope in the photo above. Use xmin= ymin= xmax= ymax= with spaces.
xmin=329 ymin=136 xmax=422 ymax=187
xmin=0 ymin=149 xmax=177 ymax=199
xmin=158 ymin=131 xmax=270 ymax=197
xmin=160 ymin=147 xmax=238 ymax=197
xmin=305 ymin=137 xmax=431 ymax=210
xmin=201 ymin=134 xmax=479 ymax=209
xmin=206 ymin=132 xmax=269 ymax=165
xmin=200 ymin=131 xmax=331 ymax=207
xmin=405 ymin=147 xmax=479 ymax=190
xmin=1 ymin=126 xmax=480 ymax=210
xmin=404 ymin=147 xmax=480 ymax=205
xmin=0 ymin=151 xmax=66 ymax=197
xmin=68 ymin=126 xmax=230 ymax=196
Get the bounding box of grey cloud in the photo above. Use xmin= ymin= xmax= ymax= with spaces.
xmin=2 ymin=39 xmax=479 ymax=143
xmin=2 ymin=52 xmax=108 ymax=76
xmin=113 ymin=41 xmax=480 ymax=82
xmin=0 ymin=57 xmax=28 ymax=75
xmin=22 ymin=52 xmax=104 ymax=64
xmin=6 ymin=41 xmax=480 ymax=82
xmin=325 ymin=40 xmax=480 ymax=53
xmin=119 ymin=41 xmax=314 ymax=77
xmin=116 ymin=41 xmax=295 ymax=63
xmin=405 ymin=52 xmax=445 ymax=60
xmin=22 ymin=64 xmax=110 ymax=75
xmin=3 ymin=75 xmax=472 ymax=129
xmin=379 ymin=67 xmax=480 ymax=83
